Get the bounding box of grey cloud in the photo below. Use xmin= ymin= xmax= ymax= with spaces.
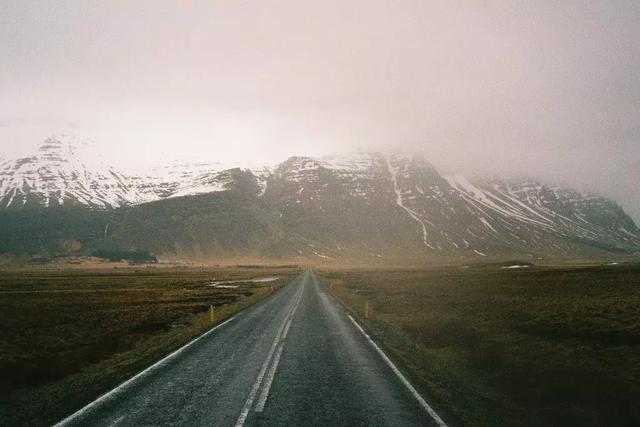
xmin=0 ymin=0 xmax=638 ymax=221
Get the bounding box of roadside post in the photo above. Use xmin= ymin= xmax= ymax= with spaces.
xmin=210 ymin=305 xmax=215 ymax=323
xmin=364 ymin=302 xmax=370 ymax=319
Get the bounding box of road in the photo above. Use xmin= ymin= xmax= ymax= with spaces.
xmin=57 ymin=270 xmax=446 ymax=426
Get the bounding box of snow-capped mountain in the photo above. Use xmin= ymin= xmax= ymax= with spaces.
xmin=1 ymin=138 xmax=639 ymax=259
xmin=126 ymin=160 xmax=228 ymax=199
xmin=0 ymin=136 xmax=148 ymax=209
xmin=261 ymin=152 xmax=640 ymax=257
xmin=0 ymin=137 xmax=242 ymax=208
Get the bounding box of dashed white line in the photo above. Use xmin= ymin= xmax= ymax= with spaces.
xmin=348 ymin=315 xmax=448 ymax=427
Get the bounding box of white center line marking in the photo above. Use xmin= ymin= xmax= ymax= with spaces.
xmin=235 ymin=282 xmax=305 ymax=426
xmin=254 ymin=291 xmax=303 ymax=413
xmin=234 ymin=308 xmax=293 ymax=427
xmin=108 ymin=415 xmax=126 ymax=426
xmin=254 ymin=344 xmax=284 ymax=412
xmin=348 ymin=315 xmax=448 ymax=427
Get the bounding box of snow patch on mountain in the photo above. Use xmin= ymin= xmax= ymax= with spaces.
xmin=0 ymin=138 xmax=273 ymax=208
xmin=1 ymin=139 xmax=639 ymax=256
xmin=319 ymin=152 xmax=376 ymax=172
xmin=386 ymin=154 xmax=436 ymax=249
xmin=0 ymin=136 xmax=149 ymax=209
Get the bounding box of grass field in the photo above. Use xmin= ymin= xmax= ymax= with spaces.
xmin=319 ymin=263 xmax=640 ymax=426
xmin=0 ymin=265 xmax=299 ymax=426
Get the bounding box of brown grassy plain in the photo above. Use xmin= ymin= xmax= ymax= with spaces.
xmin=0 ymin=265 xmax=300 ymax=426
xmin=319 ymin=263 xmax=640 ymax=426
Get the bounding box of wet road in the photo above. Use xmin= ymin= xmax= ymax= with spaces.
xmin=56 ymin=270 xmax=446 ymax=426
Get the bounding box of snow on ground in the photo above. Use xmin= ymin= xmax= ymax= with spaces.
xmin=319 ymin=152 xmax=376 ymax=172
xmin=386 ymin=155 xmax=437 ymax=250
xmin=171 ymin=172 xmax=230 ymax=198
xmin=479 ymin=217 xmax=497 ymax=233
xmin=312 ymin=251 xmax=331 ymax=259
xmin=445 ymin=174 xmax=548 ymax=227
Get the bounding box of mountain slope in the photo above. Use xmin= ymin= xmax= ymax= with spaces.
xmin=257 ymin=153 xmax=640 ymax=259
xmin=0 ymin=137 xmax=149 ymax=209
xmin=0 ymin=139 xmax=638 ymax=260
xmin=0 ymin=137 xmax=248 ymax=209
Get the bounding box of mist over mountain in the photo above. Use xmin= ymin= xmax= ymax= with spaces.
xmin=1 ymin=136 xmax=638 ymax=262
xmin=3 ymin=1 xmax=640 ymax=227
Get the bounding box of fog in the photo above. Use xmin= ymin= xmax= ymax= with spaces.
xmin=0 ymin=1 xmax=638 ymax=221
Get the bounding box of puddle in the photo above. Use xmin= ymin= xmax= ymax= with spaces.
xmin=205 ymin=276 xmax=280 ymax=288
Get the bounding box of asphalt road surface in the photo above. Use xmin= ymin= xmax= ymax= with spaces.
xmin=56 ymin=270 xmax=446 ymax=427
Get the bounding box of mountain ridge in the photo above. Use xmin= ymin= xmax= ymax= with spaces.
xmin=0 ymin=137 xmax=638 ymax=261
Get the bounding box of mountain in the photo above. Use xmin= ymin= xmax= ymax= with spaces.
xmin=0 ymin=136 xmax=151 ymax=209
xmin=0 ymin=136 xmax=244 ymax=209
xmin=258 ymin=153 xmax=640 ymax=259
xmin=126 ymin=160 xmax=229 ymax=199
xmin=0 ymin=138 xmax=639 ymax=261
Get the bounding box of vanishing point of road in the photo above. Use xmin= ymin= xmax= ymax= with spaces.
xmin=56 ymin=270 xmax=447 ymax=426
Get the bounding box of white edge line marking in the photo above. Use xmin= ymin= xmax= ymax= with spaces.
xmin=347 ymin=315 xmax=448 ymax=427
xmin=54 ymin=316 xmax=236 ymax=427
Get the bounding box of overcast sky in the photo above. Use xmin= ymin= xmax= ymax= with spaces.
xmin=0 ymin=1 xmax=639 ymax=221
